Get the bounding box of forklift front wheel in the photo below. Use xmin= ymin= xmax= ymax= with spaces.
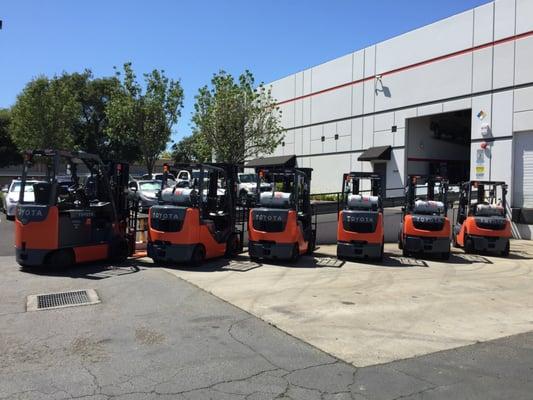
xmin=191 ymin=245 xmax=206 ymax=267
xmin=306 ymin=232 xmax=316 ymax=255
xmin=225 ymin=234 xmax=240 ymax=258
xmin=290 ymin=243 xmax=300 ymax=262
xmin=402 ymin=248 xmax=410 ymax=257
xmin=378 ymin=242 xmax=385 ymax=262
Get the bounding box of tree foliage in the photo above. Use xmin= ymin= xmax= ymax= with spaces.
xmin=10 ymin=76 xmax=80 ymax=150
xmin=8 ymin=70 xmax=141 ymax=162
xmin=0 ymin=109 xmax=22 ymax=167
xmin=171 ymin=132 xmax=211 ymax=164
xmin=191 ymin=70 xmax=283 ymax=164
xmin=106 ymin=63 xmax=184 ymax=175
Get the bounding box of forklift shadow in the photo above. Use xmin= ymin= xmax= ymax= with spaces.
xmin=374 ymin=255 xmax=429 ymax=268
xmin=20 ymin=261 xmax=142 ymax=280
xmin=447 ymin=253 xmax=493 ymax=264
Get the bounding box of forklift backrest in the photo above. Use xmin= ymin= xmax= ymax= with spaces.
xmin=34 ymin=182 xmax=51 ymax=205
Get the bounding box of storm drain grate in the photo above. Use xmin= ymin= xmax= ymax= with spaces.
xmin=27 ymin=289 xmax=100 ymax=311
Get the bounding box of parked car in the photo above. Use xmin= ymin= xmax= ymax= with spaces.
xmin=2 ymin=179 xmax=42 ymax=220
xmin=141 ymin=173 xmax=176 ymax=181
xmin=128 ymin=180 xmax=170 ymax=213
xmin=237 ymin=173 xmax=272 ymax=205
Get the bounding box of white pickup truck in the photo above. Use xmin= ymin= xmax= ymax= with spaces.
xmin=237 ymin=173 xmax=271 ymax=205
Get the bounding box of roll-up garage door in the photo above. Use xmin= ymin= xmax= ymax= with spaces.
xmin=513 ymin=132 xmax=533 ymax=208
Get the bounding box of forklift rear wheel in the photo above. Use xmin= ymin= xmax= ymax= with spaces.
xmin=441 ymin=251 xmax=451 ymax=260
xmin=398 ymin=234 xmax=403 ymax=250
xmin=191 ymin=245 xmax=205 ymax=267
xmin=47 ymin=249 xmax=74 ymax=268
xmin=501 ymin=240 xmax=510 ymax=257
xmin=464 ymin=235 xmax=474 ymax=254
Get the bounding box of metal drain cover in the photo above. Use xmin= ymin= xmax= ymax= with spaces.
xmin=27 ymin=289 xmax=100 ymax=311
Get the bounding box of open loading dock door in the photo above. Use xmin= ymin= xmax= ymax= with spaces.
xmin=406 ymin=110 xmax=471 ymax=185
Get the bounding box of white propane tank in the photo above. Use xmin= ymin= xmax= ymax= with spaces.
xmin=413 ymin=200 xmax=444 ymax=214
xmin=259 ymin=191 xmax=293 ymax=208
xmin=161 ymin=187 xmax=199 ymax=206
xmin=347 ymin=194 xmax=380 ymax=210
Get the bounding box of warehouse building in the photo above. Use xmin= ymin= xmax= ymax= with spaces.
xmin=267 ymin=0 xmax=533 ymax=238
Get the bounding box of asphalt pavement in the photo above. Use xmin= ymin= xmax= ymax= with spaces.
xmin=1 ymin=219 xmax=533 ymax=399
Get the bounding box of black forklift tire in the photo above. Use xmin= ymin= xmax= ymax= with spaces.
xmin=110 ymin=239 xmax=129 ymax=263
xmin=224 ymin=234 xmax=240 ymax=258
xmin=501 ymin=240 xmax=510 ymax=257
xmin=441 ymin=251 xmax=451 ymax=260
xmin=398 ymin=232 xmax=403 ymax=250
xmin=377 ymin=242 xmax=385 ymax=262
xmin=191 ymin=245 xmax=205 ymax=267
xmin=464 ymin=235 xmax=474 ymax=254
xmin=306 ymin=232 xmax=316 ymax=255
xmin=402 ymin=248 xmax=410 ymax=257
xmin=47 ymin=249 xmax=74 ymax=268
xmin=290 ymin=243 xmax=300 ymax=262
xmin=452 ymin=233 xmax=459 ymax=248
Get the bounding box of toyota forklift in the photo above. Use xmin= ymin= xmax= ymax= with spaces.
xmin=337 ymin=172 xmax=384 ymax=261
xmin=147 ymin=163 xmax=243 ymax=266
xmin=453 ymin=181 xmax=511 ymax=256
xmin=247 ymin=155 xmax=316 ymax=261
xmin=398 ymin=175 xmax=451 ymax=259
xmin=15 ymin=150 xmax=133 ymax=267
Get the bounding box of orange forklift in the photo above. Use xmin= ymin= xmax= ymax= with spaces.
xmin=398 ymin=175 xmax=451 ymax=259
xmin=453 ymin=181 xmax=511 ymax=256
xmin=15 ymin=150 xmax=133 ymax=267
xmin=147 ymin=163 xmax=243 ymax=266
xmin=247 ymin=156 xmax=316 ymax=261
xmin=337 ymin=172 xmax=384 ymax=261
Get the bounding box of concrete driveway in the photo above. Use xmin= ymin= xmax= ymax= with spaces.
xmin=165 ymin=242 xmax=533 ymax=367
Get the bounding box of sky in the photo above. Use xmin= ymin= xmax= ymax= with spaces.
xmin=0 ymin=0 xmax=489 ymax=144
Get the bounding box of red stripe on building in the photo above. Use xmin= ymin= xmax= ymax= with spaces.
xmin=275 ymin=30 xmax=533 ymax=107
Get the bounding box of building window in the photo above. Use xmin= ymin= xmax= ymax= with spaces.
xmin=321 ymin=136 xmax=325 ymax=142
xmin=334 ymin=134 xmax=339 ymax=140
xmin=282 ymin=141 xmax=285 ymax=147
xmin=391 ymin=125 xmax=397 ymax=133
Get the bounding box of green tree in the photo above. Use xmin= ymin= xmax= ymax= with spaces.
xmin=191 ymin=70 xmax=283 ymax=164
xmin=61 ymin=71 xmax=141 ymax=162
xmin=107 ymin=63 xmax=184 ymax=175
xmin=0 ymin=108 xmax=22 ymax=167
xmin=171 ymin=132 xmax=211 ymax=164
xmin=10 ymin=76 xmax=80 ymax=150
